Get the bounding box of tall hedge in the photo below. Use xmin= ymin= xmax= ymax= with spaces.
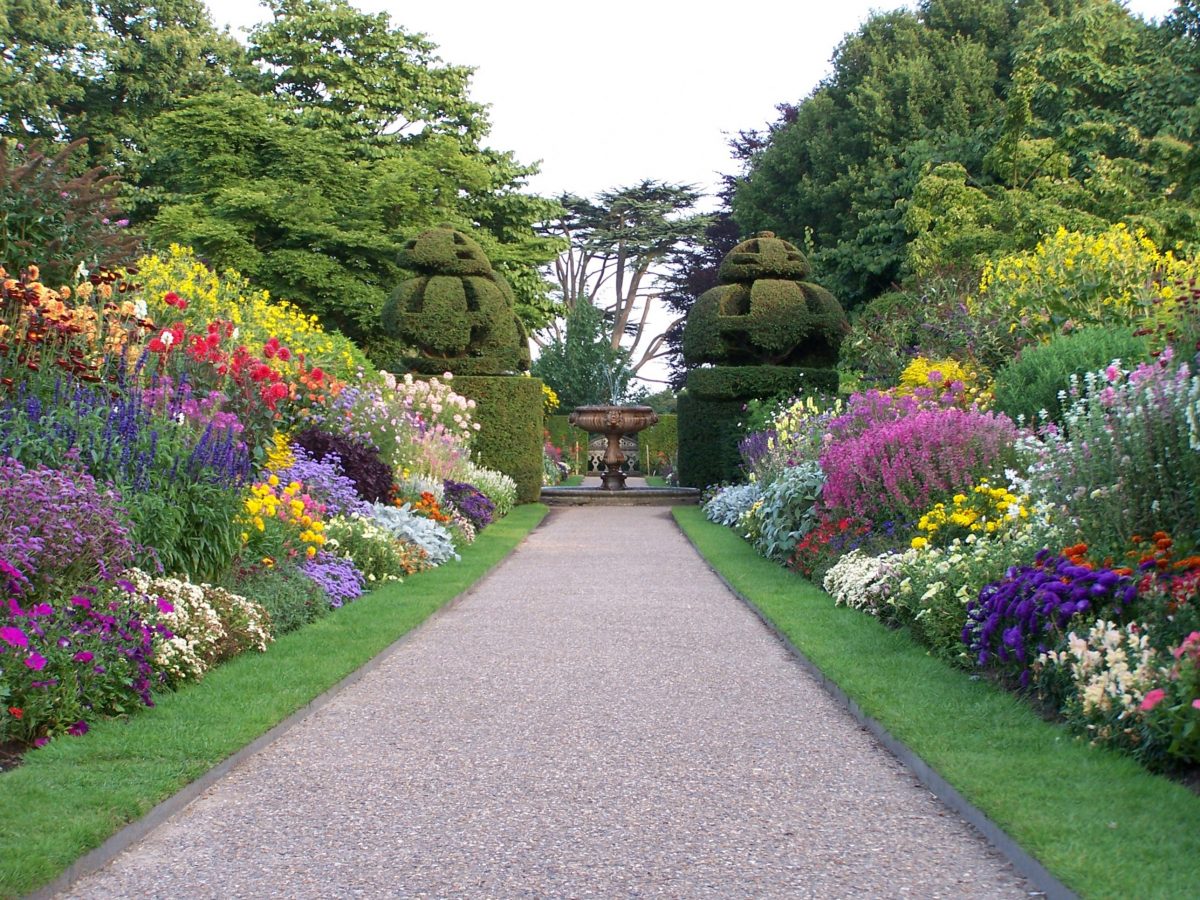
xmin=453 ymin=375 xmax=543 ymax=503
xmin=678 ymin=367 xmax=837 ymax=488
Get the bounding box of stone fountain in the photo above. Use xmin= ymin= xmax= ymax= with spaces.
xmin=567 ymin=405 xmax=659 ymax=490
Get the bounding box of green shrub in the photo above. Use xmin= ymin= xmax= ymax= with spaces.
xmin=685 ymin=365 xmax=838 ymax=402
xmin=677 ymin=392 xmax=745 ymax=488
xmin=992 ymin=326 xmax=1150 ymax=425
xmin=231 ymin=565 xmax=330 ymax=637
xmin=452 ymin=375 xmax=543 ymax=503
xmin=639 ymin=414 xmax=678 ymax=475
xmin=381 ymin=227 xmax=530 ymax=375
xmin=682 ymin=232 xmax=849 ymax=367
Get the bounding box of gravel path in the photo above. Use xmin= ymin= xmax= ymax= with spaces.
xmin=64 ymin=505 xmax=1034 ymax=899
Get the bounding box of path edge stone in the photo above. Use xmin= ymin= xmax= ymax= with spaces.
xmin=26 ymin=510 xmax=553 ymax=900
xmin=674 ymin=521 xmax=1078 ymax=900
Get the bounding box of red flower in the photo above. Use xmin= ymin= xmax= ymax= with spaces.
xmin=7 ymin=706 xmax=22 ymax=719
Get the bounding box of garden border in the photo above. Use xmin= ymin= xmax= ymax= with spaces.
xmin=24 ymin=508 xmax=551 ymax=900
xmin=672 ymin=511 xmax=1075 ymax=900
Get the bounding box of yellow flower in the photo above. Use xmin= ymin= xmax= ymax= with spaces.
xmin=911 ymin=536 xmax=928 ymax=550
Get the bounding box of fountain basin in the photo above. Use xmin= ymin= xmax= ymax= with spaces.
xmin=567 ymin=405 xmax=659 ymax=490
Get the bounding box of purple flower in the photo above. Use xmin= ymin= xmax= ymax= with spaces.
xmin=68 ymin=720 xmax=89 ymax=736
xmin=0 ymin=625 xmax=28 ymax=648
xmin=156 ymin=597 xmax=174 ymax=614
xmin=73 ymin=650 xmax=94 ymax=662
xmin=24 ymin=652 xmax=47 ymax=671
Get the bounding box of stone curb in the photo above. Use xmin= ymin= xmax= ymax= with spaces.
xmin=26 ymin=512 xmax=552 ymax=900
xmin=674 ymin=519 xmax=1078 ymax=900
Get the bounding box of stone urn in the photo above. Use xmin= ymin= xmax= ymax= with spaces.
xmin=568 ymin=405 xmax=660 ymax=490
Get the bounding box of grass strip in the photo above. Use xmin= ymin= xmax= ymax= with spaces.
xmin=561 ymin=474 xmax=584 ymax=486
xmin=644 ymin=475 xmax=668 ymax=487
xmin=0 ymin=504 xmax=548 ymax=899
xmin=674 ymin=506 xmax=1200 ymax=900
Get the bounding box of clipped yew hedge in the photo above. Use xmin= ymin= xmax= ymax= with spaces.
xmin=453 ymin=375 xmax=543 ymax=503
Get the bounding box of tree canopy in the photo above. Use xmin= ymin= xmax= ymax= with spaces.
xmin=731 ymin=0 xmax=1200 ymax=310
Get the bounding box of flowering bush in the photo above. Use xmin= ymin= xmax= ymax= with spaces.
xmin=460 ymin=462 xmax=516 ymax=519
xmin=542 ymin=440 xmax=568 ymax=486
xmin=820 ymin=407 xmax=1018 ymax=526
xmin=822 ymin=550 xmax=907 ymax=616
xmin=299 ymin=551 xmax=366 ymax=608
xmin=121 ymin=568 xmax=271 ymax=683
xmin=293 ymin=427 xmax=394 ymax=504
xmin=241 ymin=475 xmax=327 ymax=569
xmin=910 ymin=479 xmax=1031 ymax=551
xmin=1023 ymin=350 xmax=1200 ymax=562
xmin=272 ymin=446 xmax=369 ymax=518
xmin=1 ymin=573 xmax=157 ymax=745
xmin=368 ymin=502 xmax=459 ymax=566
xmin=964 ymin=547 xmax=1139 ymax=686
xmin=971 ymin=224 xmax=1197 ymax=349
xmin=789 ymin=516 xmax=871 ymax=580
xmin=742 ymin=395 xmax=843 ymax=483
xmin=0 ymin=456 xmax=136 ymax=598
xmin=442 ymin=479 xmax=495 ymax=531
xmin=134 ymin=245 xmax=366 ymax=380
xmin=896 ymin=356 xmax=990 ymax=408
xmin=702 ymin=482 xmax=762 ymax=528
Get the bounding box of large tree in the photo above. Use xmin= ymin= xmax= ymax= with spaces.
xmin=731 ymin=0 xmax=1195 ymax=309
xmin=531 ymin=299 xmax=639 ymax=409
xmin=540 ymin=181 xmax=709 ymax=377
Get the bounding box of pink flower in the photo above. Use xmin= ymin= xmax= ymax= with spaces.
xmin=24 ymin=652 xmax=47 ymax=671
xmin=33 ymin=737 xmax=49 ymax=748
xmin=0 ymin=625 xmax=29 ymax=648
xmin=1140 ymin=688 xmax=1167 ymax=712
xmin=73 ymin=650 xmax=94 ymax=663
xmin=1193 ymin=699 xmax=1200 ymax=711
xmin=156 ymin=598 xmax=174 ymax=614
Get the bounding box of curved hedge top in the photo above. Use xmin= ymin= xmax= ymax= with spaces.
xmin=382 ymin=226 xmax=530 ymax=376
xmin=682 ymin=231 xmax=848 ymax=368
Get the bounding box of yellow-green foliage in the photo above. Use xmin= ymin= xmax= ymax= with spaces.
xmin=971 ymin=225 xmax=1198 ymax=347
xmin=134 ymin=245 xmax=368 ymax=379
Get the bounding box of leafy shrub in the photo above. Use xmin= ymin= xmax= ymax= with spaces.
xmin=230 ymin=565 xmax=329 ymax=636
xmin=820 ymin=407 xmax=1018 ymax=525
xmin=749 ymin=461 xmax=825 ymax=561
xmin=325 ymin=514 xmax=425 ymax=583
xmin=702 ymin=482 xmax=762 ymax=528
xmin=0 ymin=138 xmax=142 ymax=287
xmin=992 ymin=326 xmax=1149 ymax=425
xmin=294 ymin=427 xmax=394 ymax=503
xmin=1023 ymin=351 xmax=1200 ymax=561
xmin=838 ymin=274 xmax=1006 ymax=385
xmin=0 ymin=456 xmax=136 ymax=598
xmin=367 ymin=503 xmax=459 ymax=566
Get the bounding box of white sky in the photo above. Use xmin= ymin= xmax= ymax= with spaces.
xmin=203 ymin=0 xmax=1177 ymax=203
xmin=201 ymin=0 xmax=1176 ymax=385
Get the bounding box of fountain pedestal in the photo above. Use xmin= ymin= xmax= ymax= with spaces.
xmin=567 ymin=405 xmax=659 ymax=490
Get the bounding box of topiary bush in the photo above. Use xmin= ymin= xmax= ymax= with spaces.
xmin=381 ymin=226 xmax=530 ymax=376
xmin=682 ymin=232 xmax=849 ymax=367
xmin=992 ymin=326 xmax=1150 ymax=425
xmin=292 ymin=427 xmax=394 ymax=503
xmin=452 ymin=375 xmax=543 ymax=503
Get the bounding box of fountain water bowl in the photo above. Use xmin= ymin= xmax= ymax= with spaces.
xmin=567 ymin=405 xmax=659 ymax=491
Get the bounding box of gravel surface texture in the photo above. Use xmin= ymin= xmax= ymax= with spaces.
xmin=64 ymin=505 xmax=1035 ymax=899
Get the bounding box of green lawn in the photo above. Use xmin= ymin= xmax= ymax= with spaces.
xmin=0 ymin=505 xmax=547 ymax=899
xmin=674 ymin=506 xmax=1200 ymax=900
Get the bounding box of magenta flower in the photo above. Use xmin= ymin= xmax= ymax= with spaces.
xmin=33 ymin=737 xmax=49 ymax=748
xmin=24 ymin=652 xmax=47 ymax=670
xmin=1140 ymin=688 xmax=1167 ymax=712
xmin=156 ymin=597 xmax=175 ymax=614
xmin=68 ymin=720 xmax=89 ymax=736
xmin=73 ymin=650 xmax=94 ymax=663
xmin=0 ymin=625 xmax=29 ymax=648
